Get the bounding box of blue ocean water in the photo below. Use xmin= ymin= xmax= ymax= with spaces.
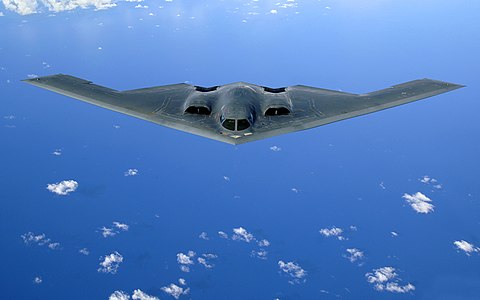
xmin=1 ymin=1 xmax=479 ymax=299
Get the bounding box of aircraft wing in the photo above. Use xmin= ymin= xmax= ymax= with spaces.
xmin=23 ymin=74 xmax=235 ymax=144
xmin=236 ymin=79 xmax=464 ymax=144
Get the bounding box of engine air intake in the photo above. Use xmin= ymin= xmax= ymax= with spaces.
xmin=185 ymin=106 xmax=211 ymax=115
xmin=265 ymin=107 xmax=290 ymax=116
xmin=195 ymin=86 xmax=219 ymax=92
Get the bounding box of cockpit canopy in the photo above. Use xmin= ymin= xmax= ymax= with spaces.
xmin=221 ymin=117 xmax=251 ymax=131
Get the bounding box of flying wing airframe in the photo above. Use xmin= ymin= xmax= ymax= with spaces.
xmin=24 ymin=74 xmax=464 ymax=144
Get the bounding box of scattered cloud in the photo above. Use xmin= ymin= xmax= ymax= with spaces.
xmin=161 ymin=283 xmax=189 ymax=299
xmin=251 ymin=249 xmax=268 ymax=260
xmin=100 ymin=222 xmax=129 ymax=237
xmin=3 ymin=115 xmax=15 ymax=119
xmin=257 ymin=239 xmax=270 ymax=247
xmin=177 ymin=251 xmax=195 ymax=272
xmin=113 ymin=221 xmax=129 ymax=231
xmin=291 ymin=188 xmax=298 ymax=193
xmin=47 ymin=180 xmax=78 ymax=195
xmin=48 ymin=242 xmax=60 ymax=250
xmin=132 ymin=289 xmax=159 ymax=300
xmin=0 ymin=11 xmax=4 ymax=16
xmin=98 ymin=251 xmax=123 ymax=274
xmin=198 ymin=232 xmax=209 ymax=240
xmin=197 ymin=253 xmax=217 ymax=269
xmin=454 ymin=240 xmax=480 ymax=256
xmin=178 ymin=278 xmax=186 ymax=286
xmin=109 ymin=291 xmax=130 ymax=300
xmin=218 ymin=231 xmax=228 ymax=239
xmin=177 ymin=251 xmax=195 ymax=265
xmin=269 ymin=9 xmax=278 ymax=14
xmin=124 ymin=169 xmax=138 ymax=176
xmin=232 ymin=227 xmax=254 ymax=242
xmin=270 ymin=146 xmax=281 ymax=152
xmin=79 ymin=248 xmax=90 ymax=255
xmin=419 ymin=175 xmax=442 ymax=189
xmin=109 ymin=289 xmax=159 ymax=300
xmin=402 ymin=192 xmax=434 ymax=214
xmin=51 ymin=149 xmax=62 ymax=156
xmin=223 ymin=176 xmax=230 ymax=181
xmin=33 ymin=276 xmax=42 ymax=284
xmin=319 ymin=227 xmax=345 ymax=240
xmin=366 ymin=267 xmax=415 ymax=293
xmin=344 ymin=248 xmax=364 ymax=263
xmin=278 ymin=260 xmax=307 ymax=284
xmin=391 ymin=231 xmax=398 ymax=237
xmin=379 ymin=182 xmax=386 ymax=189
xmin=100 ymin=226 xmax=117 ymax=238
xmin=21 ymin=232 xmax=60 ymax=250
xmin=2 ymin=0 xmax=117 ymax=15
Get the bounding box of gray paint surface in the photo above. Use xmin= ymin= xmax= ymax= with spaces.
xmin=23 ymin=74 xmax=464 ymax=144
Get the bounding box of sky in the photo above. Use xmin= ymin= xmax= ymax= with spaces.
xmin=1 ymin=0 xmax=479 ymax=299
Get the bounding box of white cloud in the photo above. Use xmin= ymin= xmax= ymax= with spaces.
xmin=218 ymin=231 xmax=228 ymax=239
xmin=132 ymin=289 xmax=159 ymax=300
xmin=51 ymin=149 xmax=62 ymax=156
xmin=278 ymin=260 xmax=306 ymax=284
xmin=100 ymin=222 xmax=128 ymax=237
xmin=33 ymin=276 xmax=42 ymax=284
xmin=391 ymin=231 xmax=398 ymax=237
xmin=402 ymin=192 xmax=434 ymax=214
xmin=113 ymin=221 xmax=129 ymax=231
xmin=223 ymin=176 xmax=230 ymax=181
xmin=257 ymin=239 xmax=270 ymax=247
xmin=197 ymin=253 xmax=217 ymax=269
xmin=124 ymin=168 xmax=138 ymax=176
xmin=48 ymin=242 xmax=60 ymax=250
xmin=384 ymin=282 xmax=416 ymax=293
xmin=22 ymin=232 xmax=60 ymax=250
xmin=177 ymin=251 xmax=195 ymax=265
xmin=8 ymin=0 xmax=38 ymax=16
xmin=109 ymin=291 xmax=130 ymax=300
xmin=3 ymin=115 xmax=15 ymax=119
xmin=79 ymin=248 xmax=90 ymax=255
xmin=319 ymin=227 xmax=345 ymax=240
xmin=270 ymin=146 xmax=281 ymax=152
xmin=178 ymin=278 xmax=186 ymax=286
xmin=419 ymin=175 xmax=442 ymax=189
xmin=0 ymin=11 xmax=4 ymax=16
xmin=2 ymin=0 xmax=117 ymax=15
xmin=454 ymin=240 xmax=479 ymax=255
xmin=47 ymin=180 xmax=78 ymax=195
xmin=345 ymin=248 xmax=364 ymax=263
xmin=197 ymin=257 xmax=213 ymax=268
xmin=269 ymin=9 xmax=278 ymax=14
xmin=366 ymin=267 xmax=415 ymax=293
xmin=161 ymin=284 xmax=189 ymax=299
xmin=232 ymin=227 xmax=254 ymax=242
xmin=98 ymin=251 xmax=123 ymax=274
xmin=100 ymin=226 xmax=117 ymax=238
xmin=251 ymin=249 xmax=268 ymax=260
xmin=198 ymin=232 xmax=209 ymax=240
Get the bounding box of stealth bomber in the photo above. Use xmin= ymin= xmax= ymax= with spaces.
xmin=24 ymin=74 xmax=463 ymax=144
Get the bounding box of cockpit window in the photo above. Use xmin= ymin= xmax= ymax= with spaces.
xmin=222 ymin=119 xmax=236 ymax=131
xmin=237 ymin=119 xmax=251 ymax=131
